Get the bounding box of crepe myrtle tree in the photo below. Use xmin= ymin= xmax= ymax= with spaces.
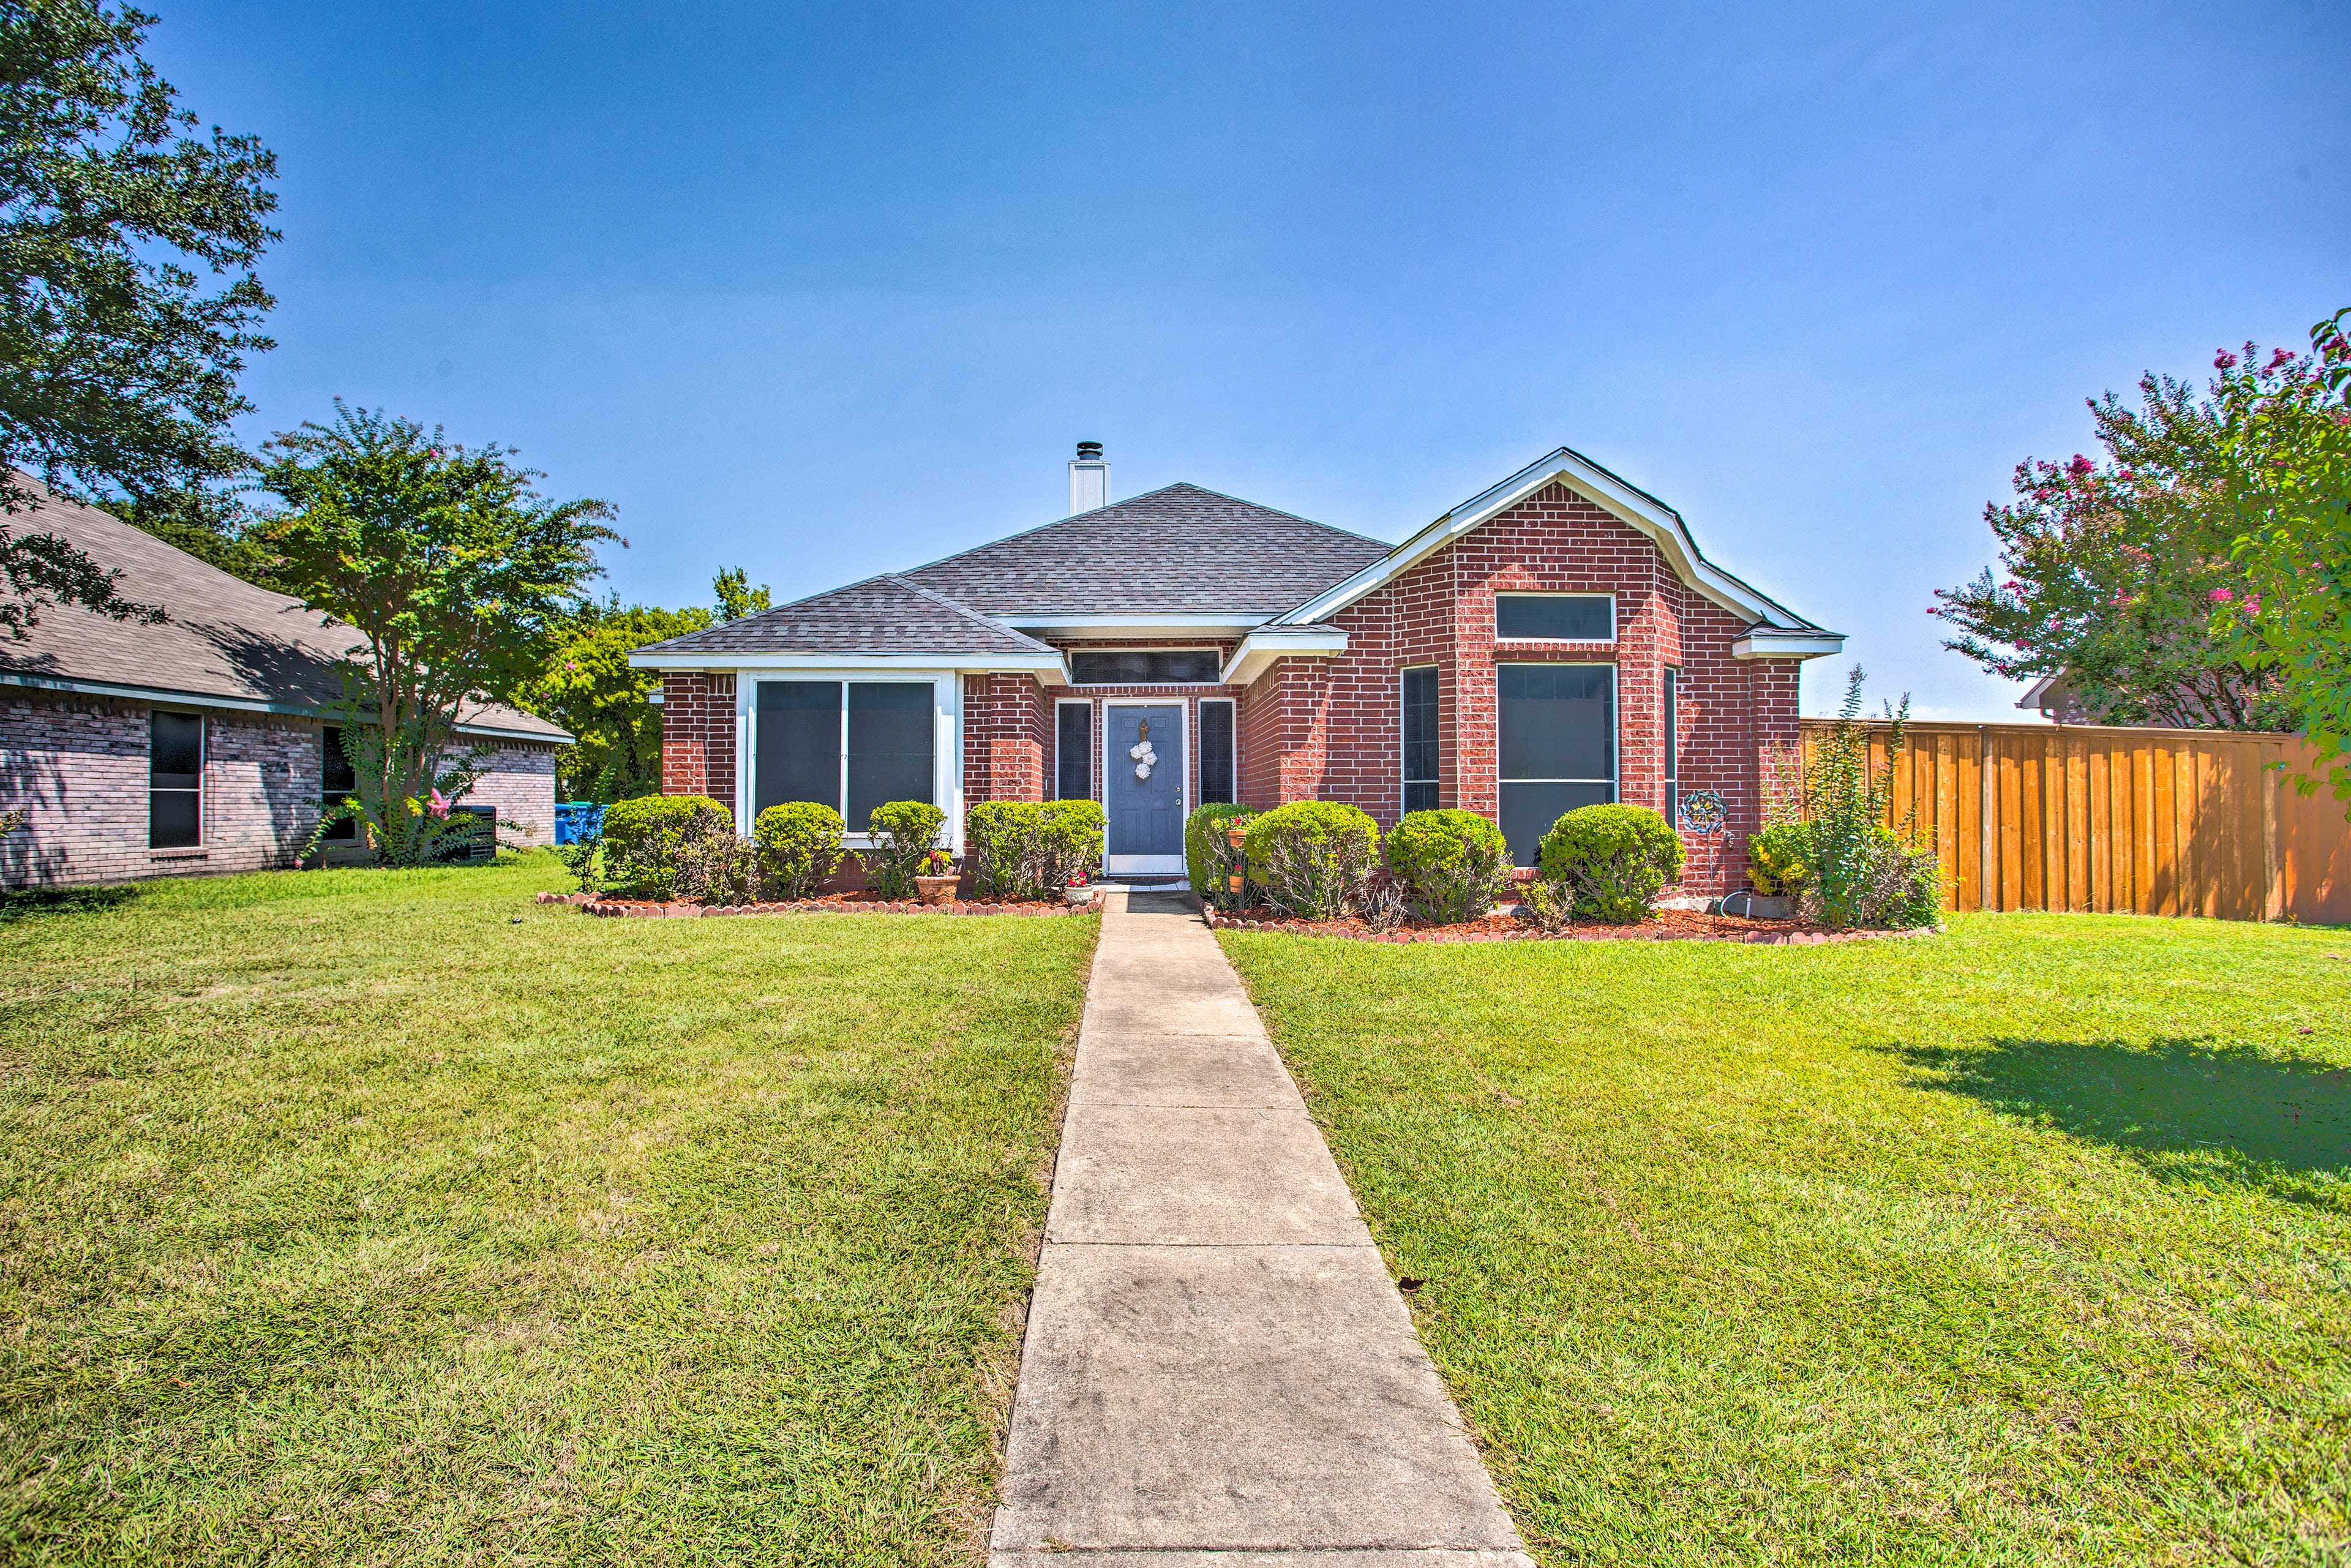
xmin=0 ymin=0 xmax=277 ymax=634
xmin=2210 ymin=310 xmax=2351 ymax=809
xmin=258 ymin=402 xmax=618 ymax=865
xmin=1933 ymin=350 xmax=2307 ymax=731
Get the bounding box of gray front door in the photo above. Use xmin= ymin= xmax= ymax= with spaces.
xmin=1105 ymin=703 xmax=1185 ymax=871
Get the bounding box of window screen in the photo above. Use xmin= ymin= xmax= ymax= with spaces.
xmin=1198 ymin=699 xmax=1235 ymax=805
xmin=1068 ymin=649 xmax=1221 ymax=685
xmin=150 ymin=710 xmax=203 ymax=849
xmin=1663 ymin=667 xmax=1680 ymax=828
xmin=1401 ymin=667 xmax=1438 ymax=814
xmin=846 ymin=683 xmax=934 ymax=827
xmin=755 ymin=680 xmax=841 ymax=816
xmin=1494 ymin=594 xmax=1613 ymax=641
xmin=1056 ymin=702 xmax=1093 ymax=800
xmin=320 ymin=726 xmax=359 ymax=841
xmin=1496 ymin=664 xmax=1615 ymax=865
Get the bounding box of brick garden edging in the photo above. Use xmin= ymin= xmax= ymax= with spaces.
xmin=535 ymin=891 xmax=1092 ymax=919
xmin=1199 ymin=906 xmax=1938 ymax=945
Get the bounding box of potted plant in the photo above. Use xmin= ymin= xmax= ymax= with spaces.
xmin=914 ymin=849 xmax=961 ymax=907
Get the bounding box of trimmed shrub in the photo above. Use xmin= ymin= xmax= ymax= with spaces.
xmin=1185 ymin=801 xmax=1255 ymax=908
xmin=1746 ymin=820 xmax=1815 ymax=897
xmin=967 ymin=800 xmax=1046 ymax=899
xmin=601 ymin=793 xmax=730 ymax=899
xmin=1535 ymin=803 xmax=1684 ymax=924
xmin=1384 ymin=809 xmax=1511 ymax=924
xmin=754 ymin=800 xmax=846 ymax=899
xmin=1037 ymin=798 xmax=1104 ymax=892
xmin=1243 ymin=801 xmax=1380 ymax=920
xmin=673 ymin=831 xmax=762 ymax=906
xmin=858 ymin=799 xmax=947 ymax=899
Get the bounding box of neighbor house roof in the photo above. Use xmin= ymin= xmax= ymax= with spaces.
xmin=900 ymin=483 xmax=1392 ymax=617
xmin=637 ymin=573 xmax=1060 ymax=661
xmin=0 ymin=478 xmax=569 ymax=743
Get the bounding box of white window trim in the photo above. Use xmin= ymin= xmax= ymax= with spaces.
xmin=149 ymin=707 xmax=206 ymax=851
xmin=1663 ymin=666 xmax=1681 ymax=823
xmin=1495 ymin=659 xmax=1621 ymax=818
xmin=1493 ymin=591 xmax=1617 ymax=644
xmin=1399 ymin=665 xmax=1439 ymax=819
xmin=1054 ymin=697 xmax=1094 ymax=801
xmin=1196 ymin=696 xmax=1237 ymax=807
xmin=1065 ymin=646 xmax=1227 ymax=688
xmin=1101 ymin=696 xmax=1187 ymax=875
xmin=737 ymin=670 xmax=965 ymax=852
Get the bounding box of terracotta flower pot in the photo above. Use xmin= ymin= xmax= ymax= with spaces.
xmin=915 ymin=874 xmax=960 ymax=907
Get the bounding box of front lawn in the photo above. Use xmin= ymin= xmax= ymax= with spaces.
xmin=1219 ymin=914 xmax=2351 ymax=1566
xmin=0 ymin=858 xmax=1095 ymax=1566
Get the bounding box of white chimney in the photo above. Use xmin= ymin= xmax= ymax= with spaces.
xmin=1068 ymin=441 xmax=1109 ymax=516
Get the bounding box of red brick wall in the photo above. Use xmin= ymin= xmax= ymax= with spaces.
xmin=962 ymin=672 xmax=1049 ymax=804
xmin=659 ymin=672 xmax=735 ymax=806
xmin=1240 ymin=481 xmax=1808 ymax=894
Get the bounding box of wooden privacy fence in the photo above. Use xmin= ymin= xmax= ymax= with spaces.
xmin=1796 ymin=719 xmax=2351 ymax=925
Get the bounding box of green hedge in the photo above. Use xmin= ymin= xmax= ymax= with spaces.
xmin=1535 ymin=803 xmax=1684 ymax=923
xmin=1184 ymin=802 xmax=1254 ymax=907
xmin=601 ymin=794 xmax=731 ymax=899
xmin=754 ymin=800 xmax=846 ymax=899
xmin=1243 ymin=801 xmax=1379 ymax=920
xmin=1384 ymin=808 xmax=1510 ymax=923
xmin=968 ymin=799 xmax=1103 ymax=899
xmin=1037 ymin=798 xmax=1104 ymax=893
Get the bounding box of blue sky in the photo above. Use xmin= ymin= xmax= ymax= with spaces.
xmin=155 ymin=1 xmax=2347 ymax=718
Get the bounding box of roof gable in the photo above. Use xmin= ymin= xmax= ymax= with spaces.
xmin=1272 ymin=448 xmax=1839 ymax=648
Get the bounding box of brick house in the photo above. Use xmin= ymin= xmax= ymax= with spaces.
xmin=0 ymin=480 xmax=567 ymax=890
xmin=632 ymin=445 xmax=1843 ymax=891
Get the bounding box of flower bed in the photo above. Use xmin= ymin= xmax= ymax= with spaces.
xmin=1202 ymin=903 xmax=1933 ymax=945
xmin=536 ymin=890 xmax=1091 ymax=919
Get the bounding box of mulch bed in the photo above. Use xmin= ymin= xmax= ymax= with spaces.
xmin=1202 ymin=903 xmax=1933 ymax=945
xmin=536 ymin=890 xmax=1091 ymax=919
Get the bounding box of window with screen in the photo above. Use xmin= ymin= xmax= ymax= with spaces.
xmin=1494 ymin=593 xmax=1614 ymax=642
xmin=320 ymin=726 xmax=359 ymax=842
xmin=1198 ymin=699 xmax=1235 ymax=805
xmin=754 ymin=680 xmax=937 ymax=831
xmin=1663 ymin=667 xmax=1680 ymax=829
xmin=150 ymin=710 xmax=203 ymax=849
xmin=1056 ymin=702 xmax=1093 ymax=800
xmin=1496 ymin=663 xmax=1615 ymax=865
xmin=1067 ymin=649 xmax=1221 ymax=685
xmin=1401 ymin=667 xmax=1438 ymax=814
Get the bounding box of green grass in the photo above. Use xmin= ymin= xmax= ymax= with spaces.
xmin=1218 ymin=914 xmax=2351 ymax=1566
xmin=0 ymin=858 xmax=1097 ymax=1566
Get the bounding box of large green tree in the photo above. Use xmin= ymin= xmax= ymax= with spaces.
xmin=0 ymin=0 xmax=277 ymax=631
xmin=257 ymin=403 xmax=617 ymax=864
xmin=2211 ymin=309 xmax=2351 ymax=806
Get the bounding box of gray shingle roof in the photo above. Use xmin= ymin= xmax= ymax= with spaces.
xmin=0 ymin=478 xmax=568 ymax=741
xmin=901 ymin=483 xmax=1390 ymax=615
xmin=641 ymin=573 xmax=1057 ymax=657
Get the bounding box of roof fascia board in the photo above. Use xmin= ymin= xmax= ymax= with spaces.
xmin=1276 ymin=448 xmax=1812 ymax=632
xmin=1730 ymin=631 xmax=1846 ymax=660
xmin=999 ymin=612 xmax=1273 ymax=633
xmin=0 ymin=672 xmax=571 ymax=743
xmin=629 ymin=650 xmax=1065 ymax=672
xmin=1219 ymin=627 xmax=1348 ymax=686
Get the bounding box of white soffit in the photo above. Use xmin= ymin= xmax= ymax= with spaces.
xmin=1220 ymin=627 xmax=1348 ymax=686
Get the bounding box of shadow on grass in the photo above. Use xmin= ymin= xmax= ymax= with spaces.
xmin=1888 ymin=1037 xmax=2351 ymax=1210
xmin=0 ymin=883 xmax=148 ymax=925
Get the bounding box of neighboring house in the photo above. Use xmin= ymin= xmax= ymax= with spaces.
xmin=0 ymin=479 xmax=567 ymax=890
xmin=631 ymin=445 xmax=1843 ymax=891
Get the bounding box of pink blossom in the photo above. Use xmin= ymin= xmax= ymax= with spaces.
xmin=2118 ymin=468 xmax=2136 ymax=481
xmin=2066 ymin=454 xmax=2094 ymax=478
xmin=2269 ymin=347 xmax=2295 ymax=369
xmin=2214 ymin=349 xmax=2238 ymax=370
xmin=428 ymin=788 xmax=451 ymax=818
xmin=2208 ymin=587 xmax=2234 ymax=602
xmin=2244 ymin=595 xmax=2261 ymax=616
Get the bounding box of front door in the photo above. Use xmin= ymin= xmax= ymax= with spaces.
xmin=1104 ymin=703 xmax=1185 ymax=874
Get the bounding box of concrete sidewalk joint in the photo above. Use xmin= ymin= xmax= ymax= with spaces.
xmin=991 ymin=899 xmax=1534 ymax=1566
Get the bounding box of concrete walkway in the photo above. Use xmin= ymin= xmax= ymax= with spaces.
xmin=991 ymin=894 xmax=1535 ymax=1567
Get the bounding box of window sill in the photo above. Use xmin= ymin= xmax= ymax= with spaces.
xmin=1493 ymin=639 xmax=1615 ymax=650
xmin=149 ymin=847 xmax=208 ymax=861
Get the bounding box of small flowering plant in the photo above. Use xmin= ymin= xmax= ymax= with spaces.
xmin=920 ymin=849 xmax=955 ymax=876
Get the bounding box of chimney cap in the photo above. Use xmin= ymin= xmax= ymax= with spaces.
xmin=1074 ymin=441 xmax=1103 ymax=461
